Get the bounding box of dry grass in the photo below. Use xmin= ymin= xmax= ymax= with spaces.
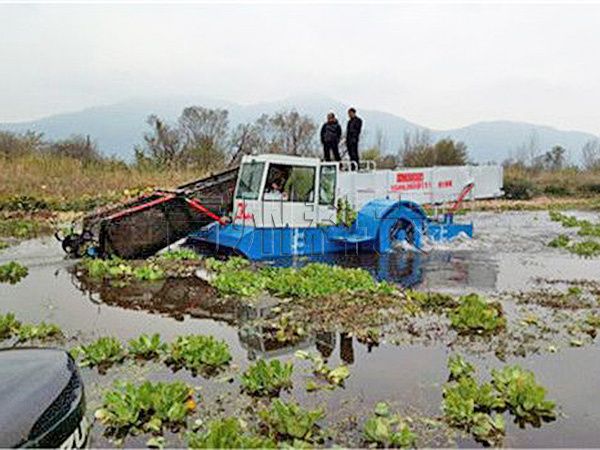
xmin=0 ymin=154 xmax=203 ymax=205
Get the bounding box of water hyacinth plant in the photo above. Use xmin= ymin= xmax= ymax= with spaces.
xmin=0 ymin=312 xmax=21 ymax=340
xmin=442 ymin=355 xmax=557 ymax=445
xmin=295 ymin=350 xmax=350 ymax=390
xmin=491 ymin=365 xmax=557 ymax=425
xmin=159 ymin=248 xmax=200 ymax=261
xmin=206 ymin=257 xmax=396 ymax=298
xmin=167 ymin=334 xmax=232 ymax=375
xmin=16 ymin=322 xmax=62 ymax=342
xmin=127 ymin=333 xmax=167 ymax=360
xmin=0 ymin=261 xmax=28 ymax=284
xmin=362 ymin=402 xmax=416 ymax=449
xmin=71 ymin=336 xmax=126 ymax=372
xmin=241 ymin=359 xmax=294 ymax=396
xmin=449 ymin=293 xmax=506 ymax=335
xmin=187 ymin=418 xmax=275 ymax=449
xmin=95 ymin=380 xmax=196 ymax=436
xmin=259 ymin=399 xmax=324 ymax=444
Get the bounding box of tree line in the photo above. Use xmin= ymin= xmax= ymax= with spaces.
xmin=3 ymin=104 xmax=599 ymax=172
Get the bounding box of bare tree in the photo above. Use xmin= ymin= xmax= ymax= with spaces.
xmin=47 ymin=134 xmax=102 ymax=162
xmin=229 ymin=120 xmax=270 ymax=164
xmin=135 ymin=115 xmax=184 ymax=169
xmin=0 ymin=130 xmax=44 ymax=157
xmin=178 ymin=106 xmax=229 ymax=169
xmin=582 ymin=139 xmax=600 ymax=171
xmin=269 ymin=110 xmax=317 ymax=156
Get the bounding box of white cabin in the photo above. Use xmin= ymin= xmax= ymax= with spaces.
xmin=232 ymin=154 xmax=503 ymax=228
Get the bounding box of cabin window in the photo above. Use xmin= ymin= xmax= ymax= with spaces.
xmin=319 ymin=165 xmax=336 ymax=205
xmin=263 ymin=163 xmax=315 ymax=202
xmin=236 ymin=161 xmax=265 ymax=200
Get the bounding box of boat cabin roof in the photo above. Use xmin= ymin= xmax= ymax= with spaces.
xmin=241 ymin=153 xmax=322 ymax=167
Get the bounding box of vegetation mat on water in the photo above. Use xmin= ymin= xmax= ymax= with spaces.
xmin=362 ymin=402 xmax=416 ymax=449
xmin=187 ymin=417 xmax=275 ymax=449
xmin=547 ymin=211 xmax=600 ymax=257
xmin=259 ymin=399 xmax=325 ymax=445
xmin=95 ymin=380 xmax=196 ymax=439
xmin=206 ymin=257 xmax=395 ymax=298
xmin=0 ymin=312 xmax=62 ymax=343
xmin=0 ymin=261 xmax=28 ymax=284
xmin=241 ymin=359 xmax=294 ymax=397
xmin=442 ymin=354 xmax=556 ymax=446
xmin=167 ymin=334 xmax=232 ymax=375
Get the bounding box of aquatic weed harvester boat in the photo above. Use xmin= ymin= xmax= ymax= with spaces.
xmin=59 ymin=154 xmax=503 ymax=260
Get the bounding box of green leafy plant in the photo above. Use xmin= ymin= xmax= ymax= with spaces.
xmin=160 ymin=248 xmax=199 ymax=261
xmin=72 ymin=336 xmax=125 ymax=371
xmin=448 ymin=354 xmax=475 ymax=381
xmin=241 ymin=359 xmax=294 ymax=396
xmin=168 ymin=334 xmax=232 ymax=374
xmin=127 ymin=333 xmax=167 ymax=360
xmin=336 ymin=198 xmax=357 ymax=228
xmin=491 ymin=365 xmax=556 ymax=424
xmin=295 ymin=350 xmax=350 ymax=390
xmin=205 ymin=256 xmax=250 ymax=273
xmin=362 ymin=402 xmax=416 ymax=449
xmin=0 ymin=218 xmax=42 ymax=238
xmin=259 ymin=399 xmax=324 ymax=443
xmin=83 ymin=257 xmax=133 ymax=279
xmin=187 ymin=417 xmax=275 ymax=449
xmin=569 ymin=240 xmax=600 ymax=258
xmin=95 ymin=380 xmax=196 ymax=436
xmin=132 ymin=264 xmax=164 ymax=281
xmin=407 ymin=289 xmax=457 ymax=311
xmin=548 ymin=234 xmax=570 ymax=248
xmin=211 ymin=268 xmax=267 ymax=297
xmin=16 ymin=322 xmax=62 ymax=342
xmin=0 ymin=312 xmax=21 ymax=340
xmin=449 ymin=293 xmax=506 ymax=335
xmin=442 ymin=356 xmax=505 ymax=446
xmin=0 ymin=261 xmax=28 ymax=284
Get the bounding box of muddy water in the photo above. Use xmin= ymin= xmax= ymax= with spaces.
xmin=1 ymin=210 xmax=600 ymax=447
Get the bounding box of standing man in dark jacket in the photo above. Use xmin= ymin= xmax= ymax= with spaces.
xmin=320 ymin=112 xmax=342 ymax=162
xmin=345 ymin=107 xmax=362 ymax=170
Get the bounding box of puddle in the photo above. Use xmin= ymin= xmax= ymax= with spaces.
xmin=1 ymin=210 xmax=600 ymax=446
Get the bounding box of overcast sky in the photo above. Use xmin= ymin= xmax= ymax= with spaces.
xmin=1 ymin=2 xmax=599 ymax=134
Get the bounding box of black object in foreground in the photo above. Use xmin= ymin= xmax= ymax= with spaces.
xmin=0 ymin=348 xmax=88 ymax=448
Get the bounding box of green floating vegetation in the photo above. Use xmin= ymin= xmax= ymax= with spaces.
xmin=71 ymin=336 xmax=125 ymax=372
xmin=547 ymin=211 xmax=600 ymax=257
xmin=82 ymin=257 xmax=164 ymax=282
xmin=206 ymin=257 xmax=396 ymax=298
xmin=336 ymin=198 xmax=358 ymax=228
xmin=167 ymin=334 xmax=232 ymax=375
xmin=449 ymin=294 xmax=506 ymax=335
xmin=0 ymin=313 xmax=21 ymax=340
xmin=491 ymin=365 xmax=556 ymax=424
xmin=16 ymin=322 xmax=62 ymax=342
xmin=362 ymin=402 xmax=416 ymax=449
xmin=159 ymin=248 xmax=200 ymax=261
xmin=0 ymin=218 xmax=43 ymax=239
xmin=406 ymin=289 xmax=457 ymax=312
xmin=442 ymin=355 xmax=556 ymax=446
xmin=241 ymin=359 xmax=294 ymax=397
xmin=95 ymin=380 xmax=196 ymax=437
xmin=259 ymin=399 xmax=324 ymax=445
xmin=0 ymin=312 xmax=62 ymax=343
xmin=295 ymin=350 xmax=350 ymax=391
xmin=0 ymin=240 xmax=9 ymax=250
xmin=0 ymin=261 xmax=28 ymax=284
xmin=187 ymin=418 xmax=275 ymax=449
xmin=127 ymin=333 xmax=167 ymax=360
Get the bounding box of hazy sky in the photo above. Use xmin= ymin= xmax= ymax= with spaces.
xmin=1 ymin=2 xmax=599 ymax=134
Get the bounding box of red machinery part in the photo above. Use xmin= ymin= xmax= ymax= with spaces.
xmin=450 ymin=182 xmax=475 ymax=213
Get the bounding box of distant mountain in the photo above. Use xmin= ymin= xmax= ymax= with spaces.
xmin=1 ymin=94 xmax=597 ymax=164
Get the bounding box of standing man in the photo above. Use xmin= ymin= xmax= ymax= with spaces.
xmin=320 ymin=112 xmax=342 ymax=162
xmin=346 ymin=107 xmax=362 ymax=170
